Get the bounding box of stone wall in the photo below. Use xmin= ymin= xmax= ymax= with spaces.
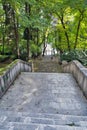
xmin=62 ymin=60 xmax=87 ymax=98
xmin=0 ymin=59 xmax=32 ymax=98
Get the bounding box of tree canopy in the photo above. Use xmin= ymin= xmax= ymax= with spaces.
xmin=0 ymin=0 xmax=87 ymax=60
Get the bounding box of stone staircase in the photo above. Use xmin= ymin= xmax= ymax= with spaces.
xmin=0 ymin=72 xmax=87 ymax=130
xmin=1 ymin=111 xmax=87 ymax=130
xmin=33 ymin=56 xmax=62 ymax=73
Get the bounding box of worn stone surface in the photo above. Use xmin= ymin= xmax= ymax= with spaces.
xmin=0 ymin=72 xmax=87 ymax=129
xmin=0 ymin=73 xmax=87 ymax=115
xmin=33 ymin=56 xmax=62 ymax=73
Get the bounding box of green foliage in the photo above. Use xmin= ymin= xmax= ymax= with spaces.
xmin=60 ymin=50 xmax=87 ymax=66
xmin=31 ymin=43 xmax=41 ymax=58
xmin=19 ymin=40 xmax=28 ymax=61
xmin=10 ymin=55 xmax=17 ymax=60
xmin=0 ymin=0 xmax=87 ymax=62
xmin=0 ymin=55 xmax=10 ymax=62
xmin=0 ymin=45 xmax=13 ymax=55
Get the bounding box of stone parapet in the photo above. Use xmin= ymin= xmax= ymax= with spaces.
xmin=62 ymin=60 xmax=87 ymax=98
xmin=0 ymin=59 xmax=32 ymax=98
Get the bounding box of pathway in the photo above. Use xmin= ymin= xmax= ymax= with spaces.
xmin=0 ymin=56 xmax=87 ymax=130
xmin=33 ymin=55 xmax=62 ymax=73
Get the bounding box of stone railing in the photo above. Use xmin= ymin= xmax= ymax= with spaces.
xmin=62 ymin=60 xmax=87 ymax=98
xmin=0 ymin=59 xmax=32 ymax=98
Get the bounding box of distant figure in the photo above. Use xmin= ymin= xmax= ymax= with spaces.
xmin=51 ymin=56 xmax=53 ymax=60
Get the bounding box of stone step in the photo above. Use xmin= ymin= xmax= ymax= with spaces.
xmin=1 ymin=122 xmax=87 ymax=130
xmin=1 ymin=111 xmax=87 ymax=127
xmin=1 ymin=110 xmax=87 ymax=120
xmin=0 ymin=107 xmax=87 ymax=116
xmin=4 ymin=116 xmax=87 ymax=127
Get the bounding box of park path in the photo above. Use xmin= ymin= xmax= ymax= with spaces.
xmin=0 ymin=56 xmax=87 ymax=129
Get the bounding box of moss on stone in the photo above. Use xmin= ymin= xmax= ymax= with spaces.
xmin=0 ymin=59 xmax=19 ymax=75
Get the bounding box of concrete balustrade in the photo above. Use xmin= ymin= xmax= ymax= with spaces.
xmin=62 ymin=60 xmax=87 ymax=98
xmin=0 ymin=59 xmax=32 ymax=98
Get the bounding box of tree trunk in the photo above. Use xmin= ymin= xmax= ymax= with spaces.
xmin=27 ymin=39 xmax=30 ymax=60
xmin=42 ymin=35 xmax=47 ymax=56
xmin=1 ymin=23 xmax=5 ymax=55
xmin=57 ymin=13 xmax=70 ymax=51
xmin=13 ymin=11 xmax=19 ymax=58
xmin=74 ymin=10 xmax=84 ymax=49
xmin=37 ymin=28 xmax=39 ymax=45
xmin=2 ymin=33 xmax=5 ymax=55
xmin=25 ymin=2 xmax=31 ymax=60
xmin=61 ymin=19 xmax=70 ymax=51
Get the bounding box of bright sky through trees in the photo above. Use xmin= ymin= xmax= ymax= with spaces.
xmin=0 ymin=0 xmax=87 ymax=60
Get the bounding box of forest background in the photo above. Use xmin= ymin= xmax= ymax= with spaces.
xmin=0 ymin=0 xmax=87 ymax=64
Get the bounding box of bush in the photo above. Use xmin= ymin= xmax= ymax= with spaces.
xmin=0 ymin=55 xmax=10 ymax=62
xmin=0 ymin=46 xmax=13 ymax=55
xmin=20 ymin=52 xmax=27 ymax=61
xmin=60 ymin=50 xmax=87 ymax=66
xmin=10 ymin=55 xmax=17 ymax=60
xmin=60 ymin=50 xmax=77 ymax=62
xmin=31 ymin=43 xmax=41 ymax=58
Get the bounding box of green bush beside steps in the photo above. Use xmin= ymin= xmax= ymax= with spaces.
xmin=60 ymin=50 xmax=87 ymax=66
